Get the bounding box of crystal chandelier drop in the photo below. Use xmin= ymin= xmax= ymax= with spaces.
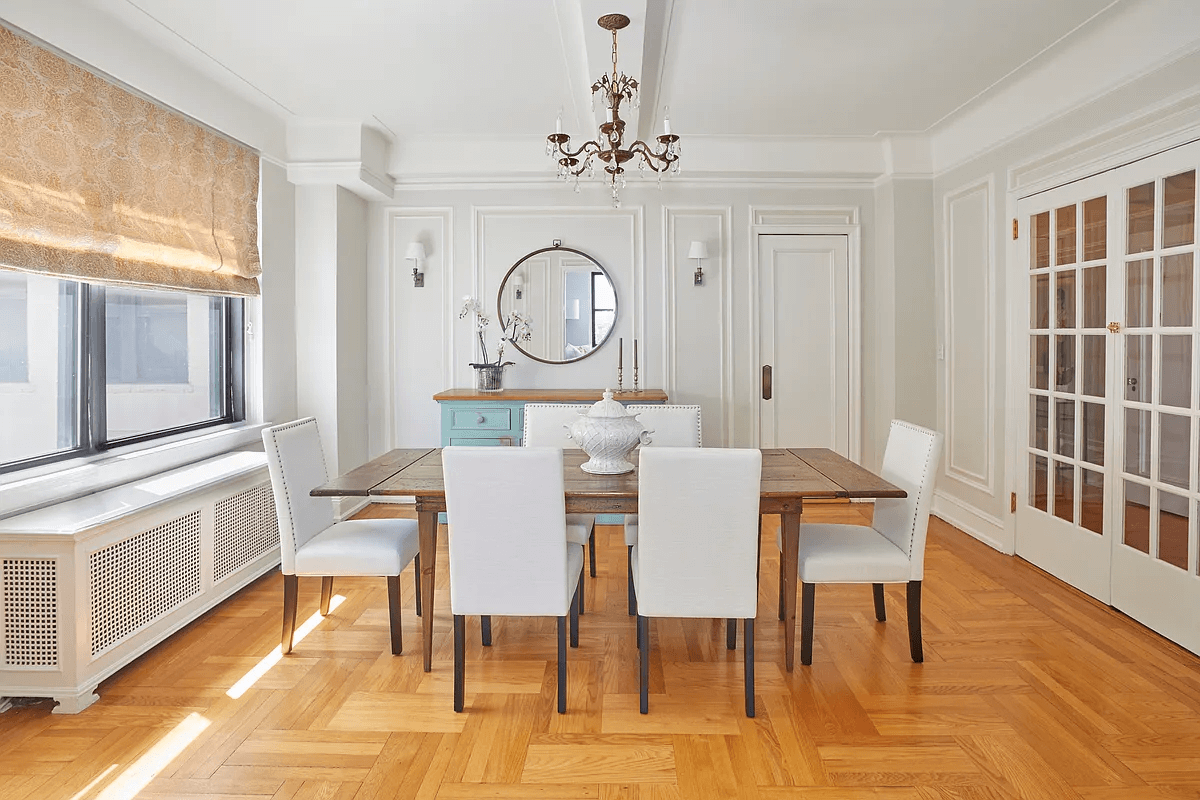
xmin=546 ymin=13 xmax=680 ymax=207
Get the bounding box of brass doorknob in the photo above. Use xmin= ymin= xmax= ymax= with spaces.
xmin=1108 ymin=321 xmax=1121 ymax=333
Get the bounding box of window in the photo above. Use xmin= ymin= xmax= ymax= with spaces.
xmin=0 ymin=272 xmax=29 ymax=382
xmin=0 ymin=275 xmax=242 ymax=472
xmin=592 ymin=271 xmax=616 ymax=346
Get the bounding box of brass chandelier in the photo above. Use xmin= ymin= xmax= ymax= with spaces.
xmin=546 ymin=13 xmax=680 ymax=207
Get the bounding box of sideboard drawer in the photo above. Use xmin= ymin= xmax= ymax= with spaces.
xmin=449 ymin=407 xmax=512 ymax=431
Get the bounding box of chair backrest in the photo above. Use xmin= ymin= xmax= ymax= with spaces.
xmin=871 ymin=420 xmax=944 ymax=580
xmin=261 ymin=417 xmax=335 ymax=575
xmin=442 ymin=447 xmax=571 ymax=616
xmin=522 ymin=403 xmax=593 ymax=448
xmin=624 ymin=405 xmax=702 ymax=447
xmin=635 ymin=447 xmax=761 ymax=618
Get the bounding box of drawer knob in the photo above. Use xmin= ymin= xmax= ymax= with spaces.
xmin=477 ymin=414 xmax=485 ymax=424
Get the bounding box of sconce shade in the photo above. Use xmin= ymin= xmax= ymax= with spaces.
xmin=406 ymin=242 xmax=426 ymax=261
xmin=688 ymin=241 xmax=708 ymax=260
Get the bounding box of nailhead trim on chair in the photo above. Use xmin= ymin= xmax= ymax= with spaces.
xmin=625 ymin=405 xmax=703 ymax=446
xmin=263 ymin=417 xmax=328 ymax=559
xmin=884 ymin=420 xmax=938 ymax=558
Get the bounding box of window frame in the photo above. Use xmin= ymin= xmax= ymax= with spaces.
xmin=0 ymin=280 xmax=245 ymax=475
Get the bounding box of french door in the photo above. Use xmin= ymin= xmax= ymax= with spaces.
xmin=1016 ymin=143 xmax=1200 ymax=652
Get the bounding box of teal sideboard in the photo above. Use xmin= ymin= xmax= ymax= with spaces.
xmin=434 ymin=388 xmax=669 ymax=523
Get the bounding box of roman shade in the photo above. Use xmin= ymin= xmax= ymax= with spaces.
xmin=0 ymin=26 xmax=261 ymax=297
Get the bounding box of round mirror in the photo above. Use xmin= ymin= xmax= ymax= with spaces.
xmin=497 ymin=245 xmax=618 ymax=364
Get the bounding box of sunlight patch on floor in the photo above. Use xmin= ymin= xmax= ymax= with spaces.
xmin=226 ymin=595 xmax=346 ymax=699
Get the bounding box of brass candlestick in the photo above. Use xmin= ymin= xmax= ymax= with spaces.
xmin=617 ymin=366 xmax=624 ymax=393
xmin=633 ymin=366 xmax=639 ymax=392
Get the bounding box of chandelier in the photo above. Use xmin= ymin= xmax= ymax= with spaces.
xmin=546 ymin=13 xmax=680 ymax=207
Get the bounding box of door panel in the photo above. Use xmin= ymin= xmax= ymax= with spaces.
xmin=1015 ymin=142 xmax=1200 ymax=653
xmin=757 ymin=234 xmax=850 ymax=453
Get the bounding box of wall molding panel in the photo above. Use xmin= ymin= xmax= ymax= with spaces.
xmin=663 ymin=206 xmax=733 ymax=446
xmin=942 ymin=177 xmax=995 ymax=494
xmin=752 ymin=206 xmax=860 ymax=226
xmin=386 ymin=207 xmax=452 ymax=450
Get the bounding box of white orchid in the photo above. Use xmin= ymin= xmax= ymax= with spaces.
xmin=458 ymin=296 xmax=533 ymax=366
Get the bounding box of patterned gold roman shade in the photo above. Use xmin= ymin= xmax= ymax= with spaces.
xmin=0 ymin=25 xmax=261 ymax=296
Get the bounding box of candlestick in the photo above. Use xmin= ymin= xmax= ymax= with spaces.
xmin=633 ymin=339 xmax=638 ymax=370
xmin=619 ymin=337 xmax=623 ymax=369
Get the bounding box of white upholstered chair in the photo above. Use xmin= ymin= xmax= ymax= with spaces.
xmin=622 ymin=404 xmax=703 ymax=614
xmin=632 ymin=447 xmax=762 ymax=717
xmin=523 ymin=403 xmax=598 ymax=596
xmin=442 ymin=446 xmax=584 ymax=713
xmin=262 ymin=418 xmax=421 ymax=656
xmin=780 ymin=419 xmax=943 ymax=665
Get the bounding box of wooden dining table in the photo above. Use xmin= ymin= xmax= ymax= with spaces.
xmin=312 ymin=446 xmax=905 ymax=671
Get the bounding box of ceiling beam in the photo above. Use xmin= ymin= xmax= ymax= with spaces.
xmin=636 ymin=0 xmax=673 ymax=143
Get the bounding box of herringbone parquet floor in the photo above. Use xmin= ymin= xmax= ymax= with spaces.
xmin=3 ymin=503 xmax=1200 ymax=800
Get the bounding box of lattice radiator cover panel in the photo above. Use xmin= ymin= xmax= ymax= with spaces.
xmin=214 ymin=483 xmax=278 ymax=584
xmin=2 ymin=558 xmax=58 ymax=668
xmin=89 ymin=511 xmax=202 ymax=657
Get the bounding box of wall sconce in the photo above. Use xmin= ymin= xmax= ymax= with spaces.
xmin=514 ymin=274 xmax=524 ymax=300
xmin=688 ymin=241 xmax=708 ymax=286
xmin=406 ymin=242 xmax=426 ymax=287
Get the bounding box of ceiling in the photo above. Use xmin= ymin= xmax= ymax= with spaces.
xmin=77 ymin=0 xmax=1122 ymax=145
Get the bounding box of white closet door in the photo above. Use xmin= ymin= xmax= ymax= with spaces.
xmin=757 ymin=234 xmax=850 ymax=454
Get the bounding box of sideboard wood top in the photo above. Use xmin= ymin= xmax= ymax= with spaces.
xmin=434 ymin=388 xmax=668 ymax=402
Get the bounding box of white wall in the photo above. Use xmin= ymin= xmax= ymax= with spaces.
xmin=932 ymin=36 xmax=1200 ymax=552
xmin=369 ymin=182 xmax=890 ymax=459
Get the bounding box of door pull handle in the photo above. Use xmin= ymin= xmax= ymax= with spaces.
xmin=762 ymin=365 xmax=773 ymax=400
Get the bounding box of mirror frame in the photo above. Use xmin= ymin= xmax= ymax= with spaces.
xmin=497 ymin=244 xmax=618 ymax=365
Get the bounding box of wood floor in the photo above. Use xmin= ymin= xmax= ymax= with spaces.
xmin=4 ymin=504 xmax=1200 ymax=800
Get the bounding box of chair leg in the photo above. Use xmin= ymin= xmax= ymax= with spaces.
xmin=281 ymin=574 xmax=299 ymax=654
xmin=627 ymin=546 xmax=636 ymax=616
xmin=777 ymin=556 xmax=786 ymax=621
xmin=638 ymin=614 xmax=649 ymax=714
xmin=414 ymin=554 xmax=422 ymax=617
xmin=557 ymin=616 xmax=567 ymax=714
xmin=726 ymin=618 xmax=737 ymax=650
xmin=387 ymin=575 xmax=403 ymax=655
xmin=481 ymin=615 xmax=492 ymax=647
xmin=907 ymin=580 xmax=923 ymax=663
xmin=570 ymin=576 xmax=581 ymax=648
xmin=800 ymin=582 xmax=815 ymax=666
xmin=873 ymin=583 xmax=886 ymax=622
xmin=744 ymin=617 xmax=756 ymax=718
xmin=589 ymin=529 xmax=597 ymax=578
xmin=320 ymin=576 xmax=334 ymax=616
xmin=453 ymin=614 xmax=465 ymax=712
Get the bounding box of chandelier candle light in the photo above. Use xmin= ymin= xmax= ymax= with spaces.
xmin=546 ymin=13 xmax=680 ymax=207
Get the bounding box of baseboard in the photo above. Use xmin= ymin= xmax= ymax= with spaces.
xmin=932 ymin=489 xmax=1011 ymax=554
xmin=334 ymin=496 xmax=372 ymax=520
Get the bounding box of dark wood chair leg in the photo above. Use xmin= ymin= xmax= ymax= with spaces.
xmin=907 ymin=580 xmax=923 ymax=663
xmin=873 ymin=583 xmax=886 ymax=622
xmin=570 ymin=577 xmax=581 ymax=648
xmin=778 ymin=557 xmax=786 ymax=621
xmin=557 ymin=616 xmax=567 ymax=714
xmin=414 ymin=554 xmax=422 ymax=617
xmin=320 ymin=576 xmax=334 ymax=616
xmin=638 ymin=614 xmax=649 ymax=714
xmin=744 ymin=617 xmax=755 ymax=718
xmin=800 ymin=582 xmax=815 ymax=666
xmin=627 ymin=545 xmax=636 ymax=616
xmin=726 ymin=618 xmax=737 ymax=650
xmin=481 ymin=615 xmax=492 ymax=647
xmin=453 ymin=614 xmax=465 ymax=712
xmin=589 ymin=529 xmax=597 ymax=578
xmin=281 ymin=573 xmax=299 ymax=654
xmin=387 ymin=575 xmax=403 ymax=655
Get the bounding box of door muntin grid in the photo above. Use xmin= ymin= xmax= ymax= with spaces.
xmin=1118 ymin=169 xmax=1199 ymax=575
xmin=1027 ymin=196 xmax=1108 ymax=536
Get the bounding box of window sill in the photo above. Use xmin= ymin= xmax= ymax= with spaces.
xmin=0 ymin=422 xmax=269 ymax=520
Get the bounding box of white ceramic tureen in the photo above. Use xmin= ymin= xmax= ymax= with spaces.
xmin=566 ymin=389 xmax=653 ymax=474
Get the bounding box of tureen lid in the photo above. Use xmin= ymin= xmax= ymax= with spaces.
xmin=584 ymin=389 xmax=633 ymax=419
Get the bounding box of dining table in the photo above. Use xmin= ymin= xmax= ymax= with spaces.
xmin=312 ymin=446 xmax=905 ymax=671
